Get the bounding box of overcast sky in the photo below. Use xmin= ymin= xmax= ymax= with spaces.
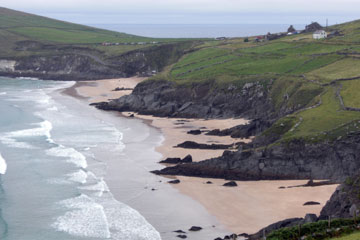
xmin=1 ymin=0 xmax=359 ymax=25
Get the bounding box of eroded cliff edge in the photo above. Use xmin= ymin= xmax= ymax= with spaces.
xmin=0 ymin=42 xmax=193 ymax=80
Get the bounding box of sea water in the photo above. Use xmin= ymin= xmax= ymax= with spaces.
xmin=0 ymin=77 xmax=161 ymax=240
xmin=90 ymin=23 xmax=306 ymax=38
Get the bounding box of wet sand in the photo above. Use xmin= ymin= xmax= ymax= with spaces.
xmin=68 ymin=77 xmax=338 ymax=235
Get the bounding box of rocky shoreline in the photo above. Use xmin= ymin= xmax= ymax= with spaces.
xmin=94 ymin=78 xmax=360 ymax=182
xmin=91 ymin=77 xmax=360 ymax=239
xmin=152 ymin=134 xmax=360 ymax=182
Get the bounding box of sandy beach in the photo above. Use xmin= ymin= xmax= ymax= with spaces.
xmin=69 ymin=77 xmax=338 ymax=235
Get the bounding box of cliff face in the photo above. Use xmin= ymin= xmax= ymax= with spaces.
xmin=95 ymin=79 xmax=276 ymax=119
xmin=320 ymin=175 xmax=360 ymax=219
xmin=94 ymin=78 xmax=360 ymax=182
xmin=0 ymin=42 xmax=191 ymax=80
xmin=153 ymin=134 xmax=360 ymax=182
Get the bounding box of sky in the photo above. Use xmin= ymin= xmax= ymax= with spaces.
xmin=0 ymin=0 xmax=359 ymax=25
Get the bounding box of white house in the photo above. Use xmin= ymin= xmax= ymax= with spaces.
xmin=313 ymin=30 xmax=327 ymax=39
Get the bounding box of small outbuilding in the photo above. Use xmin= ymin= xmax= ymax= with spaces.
xmin=313 ymin=30 xmax=327 ymax=39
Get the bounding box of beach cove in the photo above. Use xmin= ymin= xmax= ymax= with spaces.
xmin=69 ymin=77 xmax=339 ymax=237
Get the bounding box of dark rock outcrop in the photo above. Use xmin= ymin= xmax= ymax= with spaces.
xmin=304 ymin=201 xmax=321 ymax=206
xmin=187 ymin=129 xmax=202 ymax=135
xmin=176 ymin=141 xmax=237 ymax=150
xmin=223 ymin=181 xmax=237 ymax=187
xmin=168 ymin=179 xmax=181 ymax=184
xmin=176 ymin=235 xmax=187 ymax=239
xmin=160 ymin=155 xmax=192 ymax=164
xmin=182 ymin=155 xmax=193 ymax=163
xmin=160 ymin=157 xmax=181 ymax=164
xmin=206 ymin=118 xmax=272 ymax=139
xmin=95 ymin=79 xmax=276 ymax=120
xmin=153 ymin=134 xmax=360 ymax=182
xmin=113 ymin=87 xmax=134 ymax=91
xmin=320 ymin=175 xmax=360 ymax=220
xmin=189 ymin=226 xmax=202 ymax=232
xmin=0 ymin=42 xmax=193 ymax=80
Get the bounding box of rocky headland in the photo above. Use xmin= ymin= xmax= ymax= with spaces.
xmin=0 ymin=42 xmax=193 ymax=80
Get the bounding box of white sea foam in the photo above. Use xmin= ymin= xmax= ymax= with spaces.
xmin=17 ymin=77 xmax=39 ymax=80
xmin=0 ymin=153 xmax=7 ymax=175
xmin=0 ymin=92 xmax=6 ymax=95
xmin=0 ymin=120 xmax=53 ymax=149
xmin=8 ymin=120 xmax=52 ymax=138
xmin=46 ymin=146 xmax=87 ymax=169
xmin=79 ymin=178 xmax=110 ymax=197
xmin=52 ymin=194 xmax=111 ymax=238
xmin=105 ymin=202 xmax=162 ymax=240
xmin=67 ymin=170 xmax=88 ymax=184
xmin=47 ymin=106 xmax=58 ymax=111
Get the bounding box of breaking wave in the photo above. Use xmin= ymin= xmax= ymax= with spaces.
xmin=0 ymin=153 xmax=7 ymax=175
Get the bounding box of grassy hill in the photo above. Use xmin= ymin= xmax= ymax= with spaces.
xmin=150 ymin=19 xmax=360 ymax=144
xmin=0 ymin=7 xmax=201 ymax=80
xmin=0 ymin=7 xmax=196 ymax=58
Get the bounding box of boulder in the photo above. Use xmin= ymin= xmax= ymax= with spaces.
xmin=303 ymin=201 xmax=320 ymax=206
xmin=187 ymin=129 xmax=202 ymax=135
xmin=176 ymin=141 xmax=234 ymax=150
xmin=160 ymin=157 xmax=182 ymax=164
xmin=189 ymin=226 xmax=202 ymax=231
xmin=223 ymin=181 xmax=237 ymax=187
xmin=182 ymin=155 xmax=193 ymax=163
xmin=177 ymin=235 xmax=187 ymax=239
xmin=160 ymin=155 xmax=192 ymax=164
xmin=168 ymin=179 xmax=181 ymax=184
xmin=303 ymin=213 xmax=318 ymax=223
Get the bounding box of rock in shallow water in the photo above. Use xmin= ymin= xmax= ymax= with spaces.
xmin=168 ymin=179 xmax=180 ymax=184
xmin=189 ymin=226 xmax=202 ymax=231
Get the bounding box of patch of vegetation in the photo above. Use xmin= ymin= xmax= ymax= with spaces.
xmin=262 ymin=116 xmax=298 ymax=139
xmin=307 ymin=58 xmax=360 ymax=83
xmin=331 ymin=231 xmax=360 ymax=240
xmin=282 ymin=86 xmax=360 ymax=141
xmin=341 ymin=79 xmax=360 ymax=109
xmin=267 ymin=218 xmax=360 ymax=240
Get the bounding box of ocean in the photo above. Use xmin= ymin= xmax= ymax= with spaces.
xmin=90 ymin=24 xmax=306 ymax=38
xmin=0 ymin=77 xmax=161 ymax=240
xmin=0 ymin=77 xmax=229 ymax=240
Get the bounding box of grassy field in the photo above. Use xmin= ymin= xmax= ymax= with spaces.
xmin=341 ymin=80 xmax=360 ymax=108
xmin=331 ymin=231 xmax=360 ymax=240
xmin=147 ymin=18 xmax=360 ymax=143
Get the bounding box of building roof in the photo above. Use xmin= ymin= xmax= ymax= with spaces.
xmin=314 ymin=30 xmax=326 ymax=34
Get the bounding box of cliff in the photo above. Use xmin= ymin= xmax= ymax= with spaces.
xmin=0 ymin=42 xmax=193 ymax=80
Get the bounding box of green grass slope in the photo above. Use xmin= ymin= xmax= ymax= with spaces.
xmin=0 ymin=7 xmax=196 ymax=59
xmin=151 ymin=19 xmax=360 ymax=144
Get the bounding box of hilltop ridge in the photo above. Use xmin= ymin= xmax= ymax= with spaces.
xmin=0 ymin=7 xmax=197 ymax=80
